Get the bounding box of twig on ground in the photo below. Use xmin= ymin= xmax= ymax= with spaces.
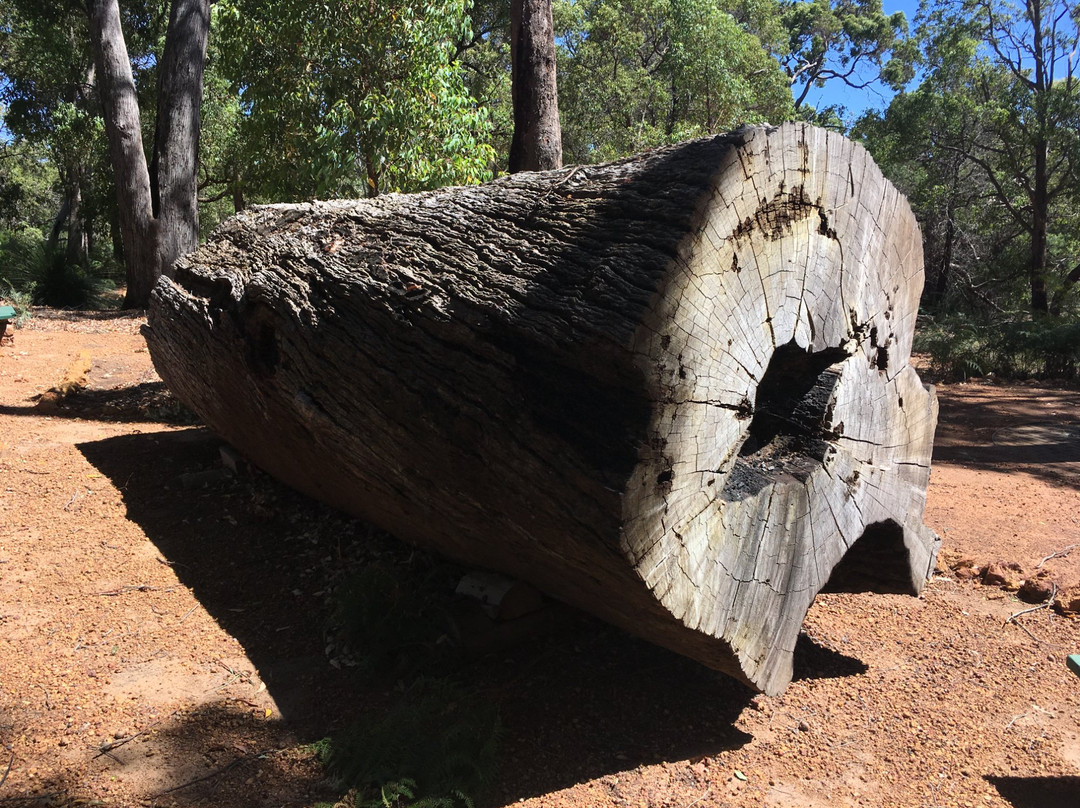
xmin=1006 ymin=704 xmax=1055 ymax=729
xmin=153 ymin=749 xmax=275 ymax=796
xmin=63 ymin=491 xmax=78 ymax=510
xmin=96 ymin=584 xmax=173 ymax=596
xmin=0 ymin=748 xmax=13 ymax=792
xmin=178 ymin=606 xmax=197 ymax=623
xmin=1036 ymin=545 xmax=1078 ymax=569
xmin=33 ymin=684 xmax=50 ymax=710
xmin=214 ymin=661 xmax=254 ymax=691
xmin=1012 ymin=620 xmax=1043 ymax=644
xmin=1005 ymin=583 xmax=1058 ymax=625
xmin=684 ymin=788 xmax=711 ymax=808
xmin=94 ymin=710 xmax=179 ymax=759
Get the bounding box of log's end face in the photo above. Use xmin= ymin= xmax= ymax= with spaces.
xmin=620 ymin=122 xmax=940 ymax=694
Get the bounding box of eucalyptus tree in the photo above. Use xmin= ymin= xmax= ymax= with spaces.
xmin=779 ymin=0 xmax=914 ymax=117
xmin=86 ymin=0 xmax=210 ymax=307
xmin=0 ymin=0 xmax=103 ymax=267
xmin=858 ymin=0 xmax=1080 ymax=316
xmin=215 ymin=0 xmax=495 ymax=200
xmin=965 ymin=0 xmax=1080 ymax=313
xmin=555 ymin=0 xmax=792 ymax=164
xmin=509 ymin=0 xmax=562 ymax=171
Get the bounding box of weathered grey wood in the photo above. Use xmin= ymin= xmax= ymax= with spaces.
xmin=146 ymin=122 xmax=938 ymax=694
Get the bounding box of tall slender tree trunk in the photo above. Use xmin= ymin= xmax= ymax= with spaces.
xmin=86 ymin=0 xmax=158 ymax=307
xmin=47 ymin=197 xmax=72 ymax=256
xmin=150 ymin=0 xmax=210 ymax=279
xmin=509 ymin=0 xmax=562 ymax=172
xmin=1029 ymin=139 xmax=1050 ymax=314
xmin=64 ymin=178 xmax=89 ymax=269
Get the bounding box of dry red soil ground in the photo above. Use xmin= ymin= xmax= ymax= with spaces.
xmin=1 ymin=310 xmax=1079 ymax=808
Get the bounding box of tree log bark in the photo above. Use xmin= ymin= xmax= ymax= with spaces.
xmin=146 ymin=123 xmax=939 ymax=695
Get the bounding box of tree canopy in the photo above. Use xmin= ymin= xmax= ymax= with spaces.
xmin=0 ymin=0 xmax=1078 ymax=351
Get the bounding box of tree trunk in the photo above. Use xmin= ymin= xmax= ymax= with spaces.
xmin=149 ymin=0 xmax=210 ymax=280
xmin=146 ymin=123 xmax=939 ymax=695
xmin=1029 ymin=138 xmax=1050 ymax=314
xmin=509 ymin=0 xmax=562 ymax=172
xmin=86 ymin=0 xmax=158 ymax=307
xmin=87 ymin=0 xmax=209 ymax=309
xmin=47 ymin=197 xmax=72 ymax=255
xmin=64 ymin=176 xmax=89 ymax=269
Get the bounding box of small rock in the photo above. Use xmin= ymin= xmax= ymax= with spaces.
xmin=1053 ymin=585 xmax=1080 ymax=615
xmin=954 ymin=565 xmax=980 ymax=581
xmin=797 ymin=720 xmax=811 ymax=732
xmin=982 ymin=561 xmax=1024 ymax=591
xmin=1018 ymin=572 xmax=1055 ymax=604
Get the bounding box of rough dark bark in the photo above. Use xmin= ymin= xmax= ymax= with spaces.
xmin=146 ymin=123 xmax=939 ymax=695
xmin=63 ymin=178 xmax=88 ymax=268
xmin=509 ymin=0 xmax=562 ymax=172
xmin=47 ymin=197 xmax=72 ymax=255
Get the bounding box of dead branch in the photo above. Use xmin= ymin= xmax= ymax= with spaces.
xmin=1006 ymin=583 xmax=1058 ymax=624
xmin=94 ymin=710 xmax=180 ymax=759
xmin=1036 ymin=545 xmax=1078 ymax=569
xmin=152 ymin=749 xmax=276 ymax=796
xmin=0 ymin=748 xmax=13 ymax=792
xmin=96 ymin=584 xmax=173 ymax=596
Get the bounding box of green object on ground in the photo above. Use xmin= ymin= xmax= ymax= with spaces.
xmin=1068 ymin=655 xmax=1080 ymax=678
xmin=0 ymin=305 xmax=16 ymax=320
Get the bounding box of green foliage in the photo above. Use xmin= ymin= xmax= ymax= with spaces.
xmin=0 ymin=141 xmax=60 ymax=232
xmin=914 ymin=314 xmax=1080 ymax=380
xmin=317 ymin=678 xmax=499 ymax=807
xmin=779 ymin=0 xmax=912 ymax=115
xmin=556 ymin=0 xmax=792 ymax=163
xmin=0 ymin=227 xmax=47 ymax=293
xmin=215 ymin=0 xmax=495 ymax=201
xmin=0 ymin=228 xmax=115 ymax=309
xmin=32 ymin=252 xmax=116 ymax=309
xmin=1 ymin=280 xmax=33 ymax=326
xmin=856 ymin=0 xmax=1080 ymax=316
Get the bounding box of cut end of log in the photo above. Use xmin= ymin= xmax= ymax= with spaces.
xmin=147 ymin=122 xmax=938 ymax=695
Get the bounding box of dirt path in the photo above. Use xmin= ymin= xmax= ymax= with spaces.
xmin=1 ymin=312 xmax=1079 ymax=808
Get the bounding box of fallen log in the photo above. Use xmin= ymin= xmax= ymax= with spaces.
xmin=146 ymin=122 xmax=938 ymax=694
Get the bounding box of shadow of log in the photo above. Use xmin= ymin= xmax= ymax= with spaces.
xmin=75 ymin=428 xmax=773 ymax=801
xmin=986 ymin=774 xmax=1080 ymax=808
xmin=933 ymin=389 xmax=1080 ymax=491
xmin=0 ymin=382 xmax=197 ymax=424
xmin=1 ymin=704 xmax=329 ymax=808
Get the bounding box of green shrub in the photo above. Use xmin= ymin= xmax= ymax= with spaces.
xmin=914 ymin=314 xmax=1080 ymax=380
xmin=1 ymin=282 xmax=33 ymax=326
xmin=0 ymin=228 xmax=48 ymax=295
xmin=0 ymin=228 xmax=118 ymax=309
xmin=317 ymin=678 xmax=500 ymax=807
